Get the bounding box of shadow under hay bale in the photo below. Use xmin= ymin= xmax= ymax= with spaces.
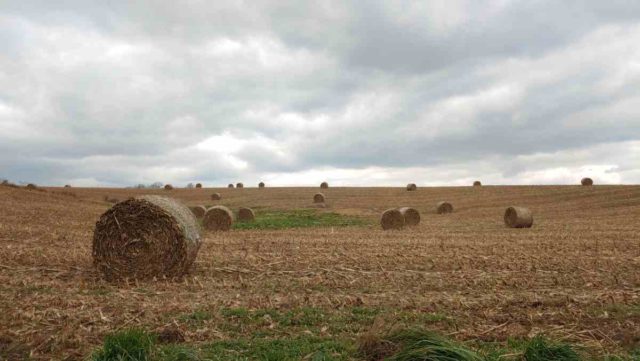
xmin=92 ymin=195 xmax=202 ymax=281
xmin=320 ymin=182 xmax=329 ymax=189
xmin=189 ymin=205 xmax=207 ymax=218
xmin=436 ymin=201 xmax=454 ymax=214
xmin=211 ymin=192 xmax=222 ymax=201
xmin=381 ymin=208 xmax=404 ymax=230
xmin=238 ymin=207 xmax=255 ymax=222
xmin=473 ymin=181 xmax=482 ymax=187
xmin=203 ymin=205 xmax=234 ymax=231
xmin=406 ymin=183 xmax=417 ymax=191
xmin=164 ymin=184 xmax=174 ymax=190
xmin=258 ymin=182 xmax=265 ymax=188
xmin=504 ymin=206 xmax=533 ymax=228
xmin=581 ymin=177 xmax=593 ymax=186
xmin=313 ymin=193 xmax=326 ymax=204
xmin=236 ymin=182 xmax=244 ymax=189
xmin=398 ymin=207 xmax=420 ymax=226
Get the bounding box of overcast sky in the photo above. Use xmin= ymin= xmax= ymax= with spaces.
xmin=1 ymin=1 xmax=640 ymax=187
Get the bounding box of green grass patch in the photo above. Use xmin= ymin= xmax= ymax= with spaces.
xmin=203 ymin=337 xmax=353 ymax=361
xmin=232 ymin=209 xmax=369 ymax=230
xmin=91 ymin=328 xmax=154 ymax=361
xmin=522 ymin=336 xmax=581 ymax=361
xmin=179 ymin=309 xmax=213 ymax=325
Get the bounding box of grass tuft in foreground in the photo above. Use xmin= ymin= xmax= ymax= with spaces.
xmin=232 ymin=209 xmax=369 ymax=230
xmin=91 ymin=328 xmax=155 ymax=361
xmin=522 ymin=336 xmax=581 ymax=361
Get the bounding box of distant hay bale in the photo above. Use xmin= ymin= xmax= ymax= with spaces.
xmin=380 ymin=208 xmax=405 ymax=230
xmin=164 ymin=184 xmax=174 ymax=190
xmin=320 ymin=182 xmax=329 ymax=189
xmin=313 ymin=193 xmax=325 ymax=203
xmin=195 ymin=183 xmax=202 ymax=189
xmin=211 ymin=192 xmax=222 ymax=200
xmin=238 ymin=207 xmax=255 ymax=222
xmin=406 ymin=183 xmax=417 ymax=191
xmin=26 ymin=183 xmax=38 ymax=190
xmin=473 ymin=181 xmax=482 ymax=187
xmin=504 ymin=206 xmax=533 ymax=228
xmin=259 ymin=182 xmax=265 ymax=188
xmin=228 ymin=183 xmax=234 ymax=188
xmin=64 ymin=184 xmax=71 ymax=188
xmin=398 ymin=207 xmax=420 ymax=226
xmin=189 ymin=205 xmax=207 ymax=218
xmin=436 ymin=201 xmax=454 ymax=214
xmin=581 ymin=177 xmax=593 ymax=186
xmin=203 ymin=205 xmax=234 ymax=231
xmin=92 ymin=195 xmax=202 ymax=281
xmin=236 ymin=182 xmax=244 ymax=189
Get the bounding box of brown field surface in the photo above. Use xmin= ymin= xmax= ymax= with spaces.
xmin=1 ymin=184 xmax=639 ymax=359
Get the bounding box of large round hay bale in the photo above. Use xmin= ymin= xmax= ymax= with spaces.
xmin=258 ymin=182 xmax=265 ymax=188
xmin=26 ymin=183 xmax=37 ymax=190
xmin=64 ymin=184 xmax=71 ymax=188
xmin=313 ymin=193 xmax=325 ymax=203
xmin=436 ymin=201 xmax=453 ymax=214
xmin=203 ymin=205 xmax=234 ymax=231
xmin=195 ymin=183 xmax=202 ymax=189
xmin=236 ymin=182 xmax=244 ymax=189
xmin=473 ymin=181 xmax=482 ymax=187
xmin=189 ymin=205 xmax=207 ymax=218
xmin=92 ymin=195 xmax=202 ymax=281
xmin=398 ymin=207 xmax=420 ymax=226
xmin=581 ymin=177 xmax=593 ymax=186
xmin=238 ymin=207 xmax=255 ymax=222
xmin=504 ymin=206 xmax=533 ymax=228
xmin=380 ymin=208 xmax=404 ymax=230
xmin=211 ymin=192 xmax=222 ymax=200
xmin=228 ymin=183 xmax=234 ymax=188
xmin=320 ymin=182 xmax=329 ymax=189
xmin=164 ymin=184 xmax=174 ymax=190
xmin=406 ymin=183 xmax=417 ymax=191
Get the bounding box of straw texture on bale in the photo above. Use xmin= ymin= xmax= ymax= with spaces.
xmin=211 ymin=193 xmax=222 ymax=200
xmin=92 ymin=195 xmax=202 ymax=281
xmin=406 ymin=183 xmax=417 ymax=191
xmin=228 ymin=184 xmax=234 ymax=188
xmin=313 ymin=193 xmax=325 ymax=203
xmin=189 ymin=205 xmax=207 ymax=218
xmin=436 ymin=201 xmax=454 ymax=214
xmin=398 ymin=207 xmax=420 ymax=226
xmin=581 ymin=177 xmax=593 ymax=186
xmin=473 ymin=181 xmax=482 ymax=187
xmin=236 ymin=182 xmax=244 ymax=188
xmin=203 ymin=205 xmax=234 ymax=231
xmin=259 ymin=182 xmax=265 ymax=188
xmin=380 ymin=208 xmax=405 ymax=230
xmin=195 ymin=183 xmax=202 ymax=188
xmin=164 ymin=184 xmax=174 ymax=190
xmin=237 ymin=207 xmax=255 ymax=222
xmin=320 ymin=182 xmax=329 ymax=189
xmin=504 ymin=206 xmax=533 ymax=228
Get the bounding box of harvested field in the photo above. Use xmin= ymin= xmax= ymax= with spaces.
xmin=0 ymin=184 xmax=639 ymax=359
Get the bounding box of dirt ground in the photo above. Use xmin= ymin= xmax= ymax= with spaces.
xmin=1 ymin=184 xmax=639 ymax=359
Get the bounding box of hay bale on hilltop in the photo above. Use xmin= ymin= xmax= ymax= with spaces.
xmin=259 ymin=182 xmax=265 ymax=188
xmin=203 ymin=205 xmax=234 ymax=231
xmin=189 ymin=205 xmax=207 ymax=218
xmin=473 ymin=181 xmax=482 ymax=187
xmin=211 ymin=193 xmax=222 ymax=200
xmin=313 ymin=193 xmax=325 ymax=203
xmin=164 ymin=184 xmax=174 ymax=190
xmin=406 ymin=183 xmax=417 ymax=191
xmin=236 ymin=182 xmax=244 ymax=189
xmin=26 ymin=183 xmax=38 ymax=190
xmin=436 ymin=201 xmax=454 ymax=214
xmin=64 ymin=184 xmax=71 ymax=188
xmin=92 ymin=195 xmax=202 ymax=280
xmin=320 ymin=182 xmax=329 ymax=189
xmin=398 ymin=207 xmax=420 ymax=226
xmin=380 ymin=208 xmax=404 ymax=230
xmin=195 ymin=183 xmax=202 ymax=189
xmin=581 ymin=177 xmax=593 ymax=186
xmin=238 ymin=207 xmax=255 ymax=222
xmin=504 ymin=206 xmax=533 ymax=228
xmin=228 ymin=184 xmax=234 ymax=188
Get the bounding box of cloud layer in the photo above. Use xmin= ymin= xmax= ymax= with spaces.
xmin=1 ymin=1 xmax=639 ymax=186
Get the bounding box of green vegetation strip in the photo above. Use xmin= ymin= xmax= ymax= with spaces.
xmin=232 ymin=209 xmax=370 ymax=230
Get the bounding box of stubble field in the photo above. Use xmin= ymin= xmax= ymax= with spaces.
xmin=0 ymin=184 xmax=639 ymax=360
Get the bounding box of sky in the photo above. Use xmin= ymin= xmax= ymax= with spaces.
xmin=1 ymin=0 xmax=640 ymax=187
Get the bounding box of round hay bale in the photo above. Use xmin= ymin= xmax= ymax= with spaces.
xmin=189 ymin=205 xmax=207 ymax=218
xmin=504 ymin=206 xmax=533 ymax=228
xmin=164 ymin=184 xmax=174 ymax=190
xmin=195 ymin=183 xmax=202 ymax=189
xmin=26 ymin=183 xmax=37 ymax=190
xmin=236 ymin=182 xmax=244 ymax=189
xmin=211 ymin=192 xmax=222 ymax=201
xmin=313 ymin=193 xmax=325 ymax=203
xmin=581 ymin=177 xmax=593 ymax=186
xmin=228 ymin=183 xmax=234 ymax=188
xmin=64 ymin=184 xmax=71 ymax=188
xmin=473 ymin=181 xmax=482 ymax=187
xmin=380 ymin=208 xmax=404 ymax=230
xmin=92 ymin=195 xmax=202 ymax=281
xmin=406 ymin=183 xmax=417 ymax=191
xmin=203 ymin=205 xmax=234 ymax=231
xmin=436 ymin=201 xmax=454 ymax=214
xmin=320 ymin=182 xmax=329 ymax=189
xmin=398 ymin=207 xmax=420 ymax=226
xmin=258 ymin=182 xmax=265 ymax=188
xmin=238 ymin=207 xmax=255 ymax=222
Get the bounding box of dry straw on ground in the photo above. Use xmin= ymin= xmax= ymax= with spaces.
xmin=473 ymin=181 xmax=482 ymax=187
xmin=238 ymin=207 xmax=255 ymax=222
xmin=320 ymin=182 xmax=329 ymax=189
xmin=380 ymin=208 xmax=405 ymax=230
xmin=313 ymin=193 xmax=325 ymax=203
xmin=164 ymin=184 xmax=174 ymax=190
xmin=203 ymin=205 xmax=234 ymax=231
xmin=92 ymin=195 xmax=202 ymax=281
xmin=398 ymin=207 xmax=420 ymax=226
xmin=436 ymin=201 xmax=454 ymax=214
xmin=406 ymin=183 xmax=417 ymax=191
xmin=259 ymin=182 xmax=265 ymax=188
xmin=189 ymin=205 xmax=207 ymax=218
xmin=236 ymin=182 xmax=244 ymax=189
xmin=228 ymin=184 xmax=234 ymax=188
xmin=211 ymin=193 xmax=222 ymax=201
xmin=195 ymin=183 xmax=202 ymax=188
xmin=581 ymin=177 xmax=594 ymax=186
xmin=504 ymin=206 xmax=533 ymax=228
